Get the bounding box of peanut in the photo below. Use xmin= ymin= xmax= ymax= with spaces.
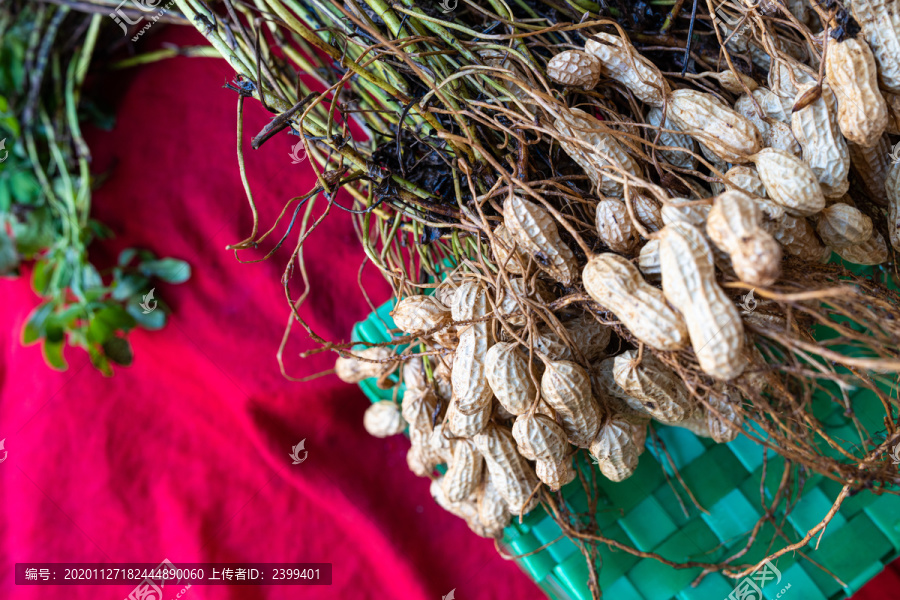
xmin=429 ymin=423 xmax=456 ymax=463
xmin=540 ymin=359 xmax=603 ymax=447
xmin=791 ymin=82 xmax=851 ymax=198
xmin=409 ymin=427 xmax=442 ymax=477
xmin=492 ymin=224 xmax=526 ymax=275
xmin=555 ymin=108 xmax=643 ymax=196
xmin=596 ymin=198 xmax=638 ymax=254
xmin=583 ymin=253 xmax=688 ymax=351
xmin=535 ymin=458 xmax=576 ymax=490
xmin=503 ymin=194 xmax=579 ymax=284
xmin=494 ymin=277 xmax=550 ymax=326
xmin=402 ymin=358 xmax=427 ymax=394
xmin=706 ymin=389 xmax=743 ymax=443
xmin=637 ymin=239 xmax=661 ymax=280
xmin=659 ymin=222 xmax=747 ymax=380
xmin=753 ymin=148 xmax=826 ymax=216
xmin=888 ymin=162 xmax=900 ymax=251
xmin=849 ymin=0 xmax=900 ymax=94
xmin=335 ymin=346 xmax=395 ymax=384
xmin=589 ymin=417 xmax=640 ymax=481
xmin=645 ymin=107 xmax=698 ymax=169
xmin=447 ymin=396 xmax=493 ymax=438
xmin=723 ymin=165 xmax=767 ymax=198
xmin=442 ymin=439 xmax=485 ymax=502
xmin=887 ymin=93 xmax=900 ymax=134
xmin=612 ymin=350 xmax=693 ymax=423
xmin=363 ymin=401 xmax=407 ymax=438
xmin=434 ymin=357 xmax=454 ymax=402
xmin=632 ymin=193 xmax=665 ymax=233
xmin=476 ymin=478 xmax=511 ymax=538
xmin=704 ymin=70 xmax=758 ymax=94
xmin=706 ymin=190 xmax=782 ymax=286
xmin=512 ymin=412 xmax=569 ymax=463
xmin=666 ymin=89 xmax=761 ymax=163
xmin=772 ymin=214 xmax=832 ymax=263
xmin=832 ymin=230 xmax=889 ymax=265
xmin=768 ymin=57 xmax=817 ymax=115
xmin=473 ymin=423 xmax=540 ymax=515
xmin=485 ymin=342 xmax=537 ymax=415
xmin=392 ymin=295 xmax=450 ymax=335
xmin=533 ymin=329 xmax=574 ymax=362
xmin=547 ymin=50 xmax=602 ymax=89
xmin=584 ymin=33 xmax=670 ymax=106
xmin=848 ymin=136 xmax=892 ymax=203
xmin=825 ymin=36 xmax=888 ymax=147
xmin=451 ymin=280 xmax=488 ymax=321
xmin=402 ymin=386 xmax=440 ymax=434
xmin=661 ymin=201 xmax=711 ymax=227
xmin=816 ymin=203 xmax=874 ymax=246
xmin=563 ymin=312 xmax=613 ymax=362
xmin=452 ymin=324 xmax=493 ymax=415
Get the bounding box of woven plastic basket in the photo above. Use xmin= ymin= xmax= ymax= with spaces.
xmin=351 ymin=265 xmax=899 ymax=600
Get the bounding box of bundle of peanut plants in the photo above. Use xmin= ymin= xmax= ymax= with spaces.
xmin=137 ymin=0 xmax=900 ymax=594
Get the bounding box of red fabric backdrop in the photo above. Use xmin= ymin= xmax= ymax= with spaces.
xmin=1 ymin=26 xmax=898 ymax=600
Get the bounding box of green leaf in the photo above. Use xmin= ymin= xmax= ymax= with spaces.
xmin=0 ymin=228 xmax=19 ymax=276
xmin=12 ymin=207 xmax=58 ymax=258
xmin=118 ymin=248 xmax=138 ymax=267
xmin=127 ymin=299 xmax=167 ymax=330
xmin=111 ymin=272 xmax=148 ymax=301
xmin=42 ymin=339 xmax=68 ymax=371
xmin=102 ymin=337 xmax=133 ymax=367
xmin=22 ymin=301 xmax=54 ymax=345
xmin=88 ymin=344 xmax=112 ymax=376
xmin=31 ymin=260 xmax=53 ymax=295
xmin=9 ymin=170 xmax=40 ymax=204
xmin=81 ymin=263 xmax=104 ymax=291
xmin=86 ymin=304 xmax=136 ymax=344
xmin=139 ymin=258 xmax=191 ymax=284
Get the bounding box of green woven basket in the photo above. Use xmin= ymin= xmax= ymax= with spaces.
xmin=351 ymin=266 xmax=900 ymax=600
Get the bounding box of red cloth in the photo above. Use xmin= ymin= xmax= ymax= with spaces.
xmin=0 ymin=27 xmax=897 ymax=600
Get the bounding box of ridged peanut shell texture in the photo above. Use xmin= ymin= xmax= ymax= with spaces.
xmin=473 ymin=424 xmax=540 ymax=515
xmin=584 ymin=34 xmax=669 ymax=106
xmin=363 ymin=401 xmax=406 ymax=438
xmin=442 ymin=439 xmax=484 ymax=502
xmin=659 ymin=222 xmax=747 ymax=380
xmin=596 ymin=198 xmax=637 ymax=254
xmin=555 ymin=108 xmax=642 ymax=196
xmin=540 ymin=359 xmax=602 ymax=447
xmin=851 ymin=0 xmax=900 ymax=94
xmin=452 ymin=324 xmax=493 ymax=415
xmin=825 ymin=37 xmax=888 ymax=147
xmin=590 ymin=418 xmax=640 ymax=481
xmin=706 ymin=190 xmax=782 ymax=286
xmin=503 ymin=194 xmax=578 ymax=284
xmin=392 ymin=295 xmax=450 ymax=335
xmin=547 ymin=50 xmax=602 ymax=89
xmin=888 ymin=162 xmax=900 ymax=251
xmin=612 ymin=350 xmax=693 ymax=423
xmin=791 ymin=83 xmax=850 ymax=198
xmin=484 ymin=342 xmax=536 ymax=415
xmin=335 ymin=346 xmax=394 ymax=384
xmin=583 ymin=253 xmax=688 ymax=351
xmin=535 ymin=458 xmax=576 ymax=490
xmin=753 ymin=148 xmax=825 ymax=216
xmin=646 ymin=107 xmax=697 ymax=169
xmin=666 ymin=89 xmax=761 ymax=163
xmin=512 ymin=412 xmax=569 ymax=463
xmin=817 ymin=203 xmax=874 ymax=246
